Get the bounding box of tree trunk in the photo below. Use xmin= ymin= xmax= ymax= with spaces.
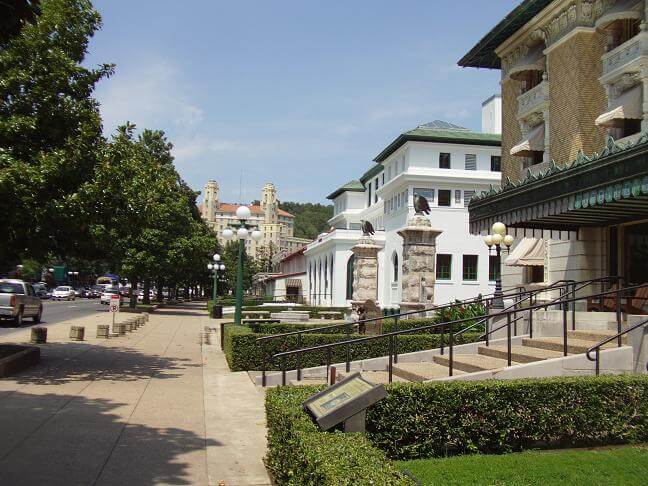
xmin=129 ymin=275 xmax=138 ymax=309
xmin=157 ymin=279 xmax=164 ymax=302
xmin=143 ymin=279 xmax=151 ymax=305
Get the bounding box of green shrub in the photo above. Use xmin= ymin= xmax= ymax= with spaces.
xmin=367 ymin=376 xmax=648 ymax=460
xmin=266 ymin=386 xmax=413 ymax=485
xmin=223 ymin=324 xmax=482 ymax=371
xmin=382 ymin=301 xmax=487 ymax=334
xmin=240 ymin=305 xmax=349 ymax=318
xmin=250 ymin=322 xmax=348 ymax=335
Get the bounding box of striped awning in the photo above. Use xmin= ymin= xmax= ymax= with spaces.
xmin=469 ymin=135 xmax=648 ymax=234
xmin=595 ymin=85 xmax=642 ymax=128
xmin=286 ymin=279 xmax=302 ymax=287
xmin=509 ymin=45 xmax=545 ymax=80
xmin=511 ymin=123 xmax=545 ymax=156
xmin=505 ymin=238 xmax=544 ymax=266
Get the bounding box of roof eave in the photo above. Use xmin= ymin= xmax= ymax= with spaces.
xmin=374 ymin=134 xmax=502 ymax=163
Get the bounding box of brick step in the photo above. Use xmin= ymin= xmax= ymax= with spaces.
xmin=392 ymin=362 xmax=464 ymax=381
xmin=567 ymin=329 xmax=626 ymax=344
xmin=478 ymin=345 xmax=566 ymax=363
xmin=521 ymin=337 xmax=618 ymax=354
xmin=433 ymin=353 xmax=517 ymax=372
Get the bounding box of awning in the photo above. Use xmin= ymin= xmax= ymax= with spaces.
xmin=596 ymin=85 xmax=642 ymax=128
xmin=509 ymin=45 xmax=545 ymax=80
xmin=511 ymin=123 xmax=545 ymax=157
xmin=505 ymin=238 xmax=545 ymax=266
xmin=286 ymin=279 xmax=302 ymax=288
xmin=596 ymin=0 xmax=642 ymax=29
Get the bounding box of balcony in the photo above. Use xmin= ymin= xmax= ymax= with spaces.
xmin=601 ymin=31 xmax=648 ymax=83
xmin=517 ymin=80 xmax=549 ymax=122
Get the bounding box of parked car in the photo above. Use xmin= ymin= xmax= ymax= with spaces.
xmin=52 ymin=286 xmax=75 ymax=301
xmin=32 ymin=282 xmax=48 ymax=298
xmin=0 ymin=279 xmax=43 ymax=326
xmin=74 ymin=288 xmax=88 ymax=298
xmin=100 ymin=288 xmax=123 ymax=305
xmin=87 ymin=286 xmax=102 ymax=298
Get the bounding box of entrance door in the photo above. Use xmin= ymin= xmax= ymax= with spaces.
xmin=625 ymin=222 xmax=648 ymax=285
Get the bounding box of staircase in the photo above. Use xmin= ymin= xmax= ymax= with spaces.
xmin=279 ymin=329 xmax=630 ymax=386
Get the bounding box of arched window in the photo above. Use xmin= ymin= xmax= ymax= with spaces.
xmin=346 ymin=254 xmax=355 ymax=300
xmin=392 ymin=252 xmax=399 ymax=282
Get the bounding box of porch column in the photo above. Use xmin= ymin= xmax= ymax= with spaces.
xmin=398 ymin=215 xmax=443 ymax=316
xmin=351 ymin=238 xmax=380 ymax=307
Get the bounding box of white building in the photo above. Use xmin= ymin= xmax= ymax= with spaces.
xmin=305 ymin=119 xmax=502 ymax=308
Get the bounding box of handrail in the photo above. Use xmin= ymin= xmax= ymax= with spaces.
xmin=265 ymin=279 xmax=646 ymax=386
xmin=586 ymin=315 xmax=648 ymax=375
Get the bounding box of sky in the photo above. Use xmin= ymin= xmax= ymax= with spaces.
xmin=85 ymin=1 xmax=518 ymax=205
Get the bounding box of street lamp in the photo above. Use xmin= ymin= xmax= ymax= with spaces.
xmin=222 ymin=205 xmax=263 ymax=324
xmin=207 ymin=259 xmax=226 ymax=318
xmin=68 ymin=270 xmax=78 ymax=286
xmin=484 ymin=222 xmax=514 ymax=309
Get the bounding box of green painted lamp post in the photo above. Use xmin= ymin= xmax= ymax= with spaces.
xmin=483 ymin=222 xmax=514 ymax=309
xmin=222 ymin=205 xmax=263 ymax=325
xmin=208 ymin=256 xmax=226 ymax=318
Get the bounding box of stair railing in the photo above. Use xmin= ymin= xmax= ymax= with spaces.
xmin=586 ymin=315 xmax=648 ymax=375
xmin=265 ymin=280 xmax=646 ymax=386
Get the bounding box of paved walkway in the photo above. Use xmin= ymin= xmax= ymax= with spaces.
xmin=0 ymin=302 xmax=271 ymax=486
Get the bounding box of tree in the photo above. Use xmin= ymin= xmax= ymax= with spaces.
xmin=0 ymin=0 xmax=40 ymax=45
xmin=0 ymin=0 xmax=113 ymax=264
xmin=279 ymin=202 xmax=333 ymax=240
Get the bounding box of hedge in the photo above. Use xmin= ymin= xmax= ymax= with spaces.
xmin=249 ymin=322 xmax=348 ymax=335
xmin=367 ymin=375 xmax=648 ymax=460
xmin=382 ymin=317 xmax=485 ymax=334
xmin=240 ymin=305 xmax=349 ymax=318
xmin=222 ymin=323 xmax=482 ymax=371
xmin=266 ymin=385 xmax=413 ymax=485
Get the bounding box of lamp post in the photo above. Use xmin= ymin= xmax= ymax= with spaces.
xmin=222 ymin=205 xmax=263 ymax=325
xmin=67 ymin=270 xmax=79 ymax=287
xmin=484 ymin=222 xmax=514 ymax=309
xmin=207 ymin=256 xmax=226 ymax=318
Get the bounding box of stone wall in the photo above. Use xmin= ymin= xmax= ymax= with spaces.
xmin=351 ymin=242 xmax=380 ymax=304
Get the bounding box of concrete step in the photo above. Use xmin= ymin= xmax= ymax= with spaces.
xmin=339 ymin=371 xmax=408 ymax=384
xmin=433 ymin=353 xmax=517 ymax=373
xmin=392 ymin=362 xmax=465 ymax=381
xmin=478 ymin=345 xmax=566 ymax=363
xmin=288 ymin=377 xmax=328 ymax=386
xmin=567 ymin=329 xmax=626 ymax=344
xmin=522 ymin=337 xmax=618 ymax=354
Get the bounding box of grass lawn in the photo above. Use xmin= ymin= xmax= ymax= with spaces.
xmin=397 ymin=445 xmax=648 ymax=486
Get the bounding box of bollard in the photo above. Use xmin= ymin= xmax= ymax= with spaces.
xmin=96 ymin=324 xmax=110 ymax=338
xmin=31 ymin=327 xmax=47 ymax=344
xmin=143 ymin=312 xmax=149 ymax=322
xmin=69 ymin=325 xmax=85 ymax=341
xmin=138 ymin=315 xmax=145 ymax=326
xmin=129 ymin=318 xmax=138 ymax=330
xmin=113 ymin=322 xmax=126 ymax=336
xmin=124 ymin=321 xmax=132 ymax=332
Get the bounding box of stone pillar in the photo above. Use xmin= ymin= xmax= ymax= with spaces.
xmin=398 ymin=215 xmax=442 ymax=315
xmin=350 ymin=237 xmax=381 ymax=307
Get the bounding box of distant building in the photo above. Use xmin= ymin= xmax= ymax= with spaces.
xmin=199 ymin=181 xmax=311 ymax=258
xmin=253 ymin=246 xmax=308 ymax=302
xmin=482 ymin=94 xmax=502 ymax=134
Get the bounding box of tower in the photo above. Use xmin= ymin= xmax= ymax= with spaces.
xmin=261 ymin=183 xmax=278 ymax=225
xmin=203 ymin=180 xmax=219 ymax=222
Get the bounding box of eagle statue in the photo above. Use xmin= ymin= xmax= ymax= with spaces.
xmin=413 ymin=193 xmax=431 ymax=215
xmin=360 ymin=220 xmax=375 ymax=236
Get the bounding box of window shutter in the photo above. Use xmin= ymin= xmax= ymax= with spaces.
xmin=465 ymin=154 xmax=477 ymax=170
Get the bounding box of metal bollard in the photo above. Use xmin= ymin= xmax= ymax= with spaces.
xmin=31 ymin=327 xmax=47 ymax=344
xmin=69 ymin=325 xmax=85 ymax=341
xmin=96 ymin=324 xmax=110 ymax=338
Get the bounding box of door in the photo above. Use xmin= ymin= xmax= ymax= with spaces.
xmin=624 ymin=222 xmax=648 ymax=286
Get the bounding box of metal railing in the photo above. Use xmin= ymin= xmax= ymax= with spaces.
xmin=587 ymin=315 xmax=648 ymax=375
xmin=263 ymin=276 xmax=638 ymax=386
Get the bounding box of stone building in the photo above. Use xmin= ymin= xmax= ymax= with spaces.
xmin=199 ymin=181 xmax=311 ymax=258
xmin=460 ymin=0 xmax=648 ymax=292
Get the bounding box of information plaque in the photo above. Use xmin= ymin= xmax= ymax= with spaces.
xmin=303 ymin=372 xmax=386 ymax=432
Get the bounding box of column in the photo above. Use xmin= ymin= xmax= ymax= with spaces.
xmin=350 ymin=239 xmax=381 ymax=307
xmin=398 ymin=215 xmax=442 ymax=316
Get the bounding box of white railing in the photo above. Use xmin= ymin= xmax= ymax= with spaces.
xmin=602 ymin=32 xmax=648 ymax=78
xmin=517 ymin=80 xmax=549 ymax=119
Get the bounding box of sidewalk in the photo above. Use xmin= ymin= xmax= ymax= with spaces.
xmin=0 ymin=302 xmax=271 ymax=486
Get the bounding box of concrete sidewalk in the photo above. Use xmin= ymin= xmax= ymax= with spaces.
xmin=0 ymin=302 xmax=271 ymax=486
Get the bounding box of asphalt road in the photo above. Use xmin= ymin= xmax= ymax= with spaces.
xmin=39 ymin=298 xmax=107 ymax=325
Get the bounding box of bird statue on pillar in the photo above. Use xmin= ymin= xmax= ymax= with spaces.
xmin=413 ymin=193 xmax=431 ymax=215
xmin=360 ymin=220 xmax=375 ymax=236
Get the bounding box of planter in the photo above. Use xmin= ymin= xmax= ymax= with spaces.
xmin=30 ymin=327 xmax=47 ymax=344
xmin=69 ymin=326 xmax=85 ymax=341
xmin=0 ymin=345 xmax=40 ymax=377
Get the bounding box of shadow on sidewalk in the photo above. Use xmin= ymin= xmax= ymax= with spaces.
xmin=0 ymin=391 xmax=221 ymax=485
xmin=9 ymin=343 xmax=200 ymax=386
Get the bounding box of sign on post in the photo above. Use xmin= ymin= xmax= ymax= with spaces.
xmin=109 ymin=294 xmax=120 ymax=328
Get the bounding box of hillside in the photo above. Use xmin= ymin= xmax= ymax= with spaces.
xmin=279 ymin=201 xmax=333 ymax=240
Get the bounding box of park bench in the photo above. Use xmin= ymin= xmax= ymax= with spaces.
xmin=318 ymin=311 xmax=343 ymax=320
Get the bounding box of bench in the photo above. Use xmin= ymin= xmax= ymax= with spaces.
xmin=318 ymin=311 xmax=343 ymax=320
xmin=242 ymin=311 xmax=271 ymax=319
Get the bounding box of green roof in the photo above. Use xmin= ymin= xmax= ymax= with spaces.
xmin=359 ymin=163 xmax=383 ymax=183
xmin=327 ymin=180 xmax=365 ymax=200
xmin=373 ymin=121 xmax=501 ymax=162
xmin=458 ymin=0 xmax=553 ymax=69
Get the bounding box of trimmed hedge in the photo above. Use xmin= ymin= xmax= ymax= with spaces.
xmin=266 ymin=385 xmax=413 ymax=485
xmin=223 ymin=323 xmax=482 ymax=371
xmin=249 ymin=322 xmax=348 ymax=335
xmin=367 ymin=376 xmax=648 ymax=460
xmin=241 ymin=305 xmax=349 ymax=318
xmin=382 ymin=317 xmax=485 ymax=334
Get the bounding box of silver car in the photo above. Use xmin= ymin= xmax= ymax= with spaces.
xmin=0 ymin=279 xmax=43 ymax=326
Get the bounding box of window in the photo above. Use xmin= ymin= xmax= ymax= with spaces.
xmin=465 ymin=154 xmax=477 ymax=170
xmin=526 ymin=265 xmax=545 ymax=283
xmin=346 ymin=255 xmax=355 ymax=300
xmin=367 ymin=184 xmax=372 ymax=207
xmin=489 ymin=255 xmax=499 ymax=281
xmin=491 ymin=156 xmax=501 ymax=172
xmin=438 ymin=189 xmax=451 ymax=207
xmin=382 ymin=173 xmax=385 ymax=184
xmin=374 ymin=178 xmax=378 ymax=203
xmin=462 ymin=255 xmax=478 ymax=281
xmin=463 ymin=190 xmax=475 ymax=207
xmin=436 ymin=254 xmax=452 ymax=280
xmin=439 ymin=152 xmax=451 ymax=169
xmin=414 ymin=188 xmax=434 ymax=204
xmin=454 ymin=190 xmax=462 ymax=204
xmin=392 ymin=253 xmax=399 ymax=282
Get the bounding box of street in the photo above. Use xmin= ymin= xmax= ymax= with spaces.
xmin=40 ymin=299 xmax=107 ymax=325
